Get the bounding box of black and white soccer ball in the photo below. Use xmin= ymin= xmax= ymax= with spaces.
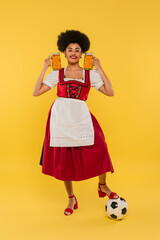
xmin=105 ymin=197 xmax=128 ymax=220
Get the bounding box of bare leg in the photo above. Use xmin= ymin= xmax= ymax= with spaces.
xmin=64 ymin=181 xmax=74 ymax=196
xmin=64 ymin=181 xmax=76 ymax=215
xmin=99 ymin=172 xmax=106 ymax=184
xmin=98 ymin=173 xmax=119 ymax=198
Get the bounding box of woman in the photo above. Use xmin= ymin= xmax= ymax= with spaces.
xmin=33 ymin=29 xmax=119 ymax=216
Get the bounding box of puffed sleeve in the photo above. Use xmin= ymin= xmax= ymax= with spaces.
xmin=42 ymin=70 xmax=59 ymax=91
xmin=90 ymin=69 xmax=104 ymax=91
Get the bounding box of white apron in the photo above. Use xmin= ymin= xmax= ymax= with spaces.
xmin=49 ymin=97 xmax=94 ymax=147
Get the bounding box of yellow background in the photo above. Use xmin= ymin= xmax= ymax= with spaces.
xmin=1 ymin=0 xmax=160 ymax=239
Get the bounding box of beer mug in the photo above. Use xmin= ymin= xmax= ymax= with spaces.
xmin=50 ymin=52 xmax=61 ymax=70
xmin=84 ymin=52 xmax=94 ymax=70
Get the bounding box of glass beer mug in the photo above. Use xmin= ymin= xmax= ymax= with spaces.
xmin=50 ymin=52 xmax=61 ymax=70
xmin=84 ymin=52 xmax=94 ymax=70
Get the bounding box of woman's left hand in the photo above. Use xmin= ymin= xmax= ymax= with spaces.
xmin=92 ymin=56 xmax=102 ymax=70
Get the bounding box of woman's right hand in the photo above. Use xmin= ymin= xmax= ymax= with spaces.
xmin=43 ymin=56 xmax=51 ymax=70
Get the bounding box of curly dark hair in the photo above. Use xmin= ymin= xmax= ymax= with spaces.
xmin=57 ymin=29 xmax=90 ymax=53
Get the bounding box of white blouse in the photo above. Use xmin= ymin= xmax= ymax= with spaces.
xmin=42 ymin=67 xmax=104 ymax=91
xmin=42 ymin=68 xmax=104 ymax=147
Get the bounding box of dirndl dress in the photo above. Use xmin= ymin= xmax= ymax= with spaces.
xmin=39 ymin=67 xmax=114 ymax=181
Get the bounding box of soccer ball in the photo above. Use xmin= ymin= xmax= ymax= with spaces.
xmin=105 ymin=197 xmax=128 ymax=220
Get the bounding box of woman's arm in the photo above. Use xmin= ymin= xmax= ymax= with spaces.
xmin=33 ymin=56 xmax=51 ymax=96
xmin=98 ymin=84 xmax=114 ymax=96
xmin=33 ymin=68 xmax=50 ymax=96
xmin=92 ymin=57 xmax=114 ymax=96
xmin=97 ymin=67 xmax=114 ymax=96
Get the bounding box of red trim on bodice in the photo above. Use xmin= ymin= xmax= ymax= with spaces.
xmin=57 ymin=68 xmax=91 ymax=101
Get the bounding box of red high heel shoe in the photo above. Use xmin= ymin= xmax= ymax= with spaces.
xmin=64 ymin=194 xmax=78 ymax=216
xmin=98 ymin=182 xmax=119 ymax=199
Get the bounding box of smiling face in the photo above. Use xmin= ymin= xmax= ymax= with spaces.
xmin=64 ymin=43 xmax=82 ymax=63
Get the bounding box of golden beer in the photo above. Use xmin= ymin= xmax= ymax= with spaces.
xmin=50 ymin=52 xmax=61 ymax=70
xmin=84 ymin=52 xmax=94 ymax=70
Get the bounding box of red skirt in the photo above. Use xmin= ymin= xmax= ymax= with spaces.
xmin=39 ymin=101 xmax=114 ymax=181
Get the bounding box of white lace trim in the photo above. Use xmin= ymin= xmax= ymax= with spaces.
xmin=64 ymin=77 xmax=83 ymax=80
xmin=51 ymin=135 xmax=94 ymax=139
xmin=50 ymin=136 xmax=94 ymax=147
